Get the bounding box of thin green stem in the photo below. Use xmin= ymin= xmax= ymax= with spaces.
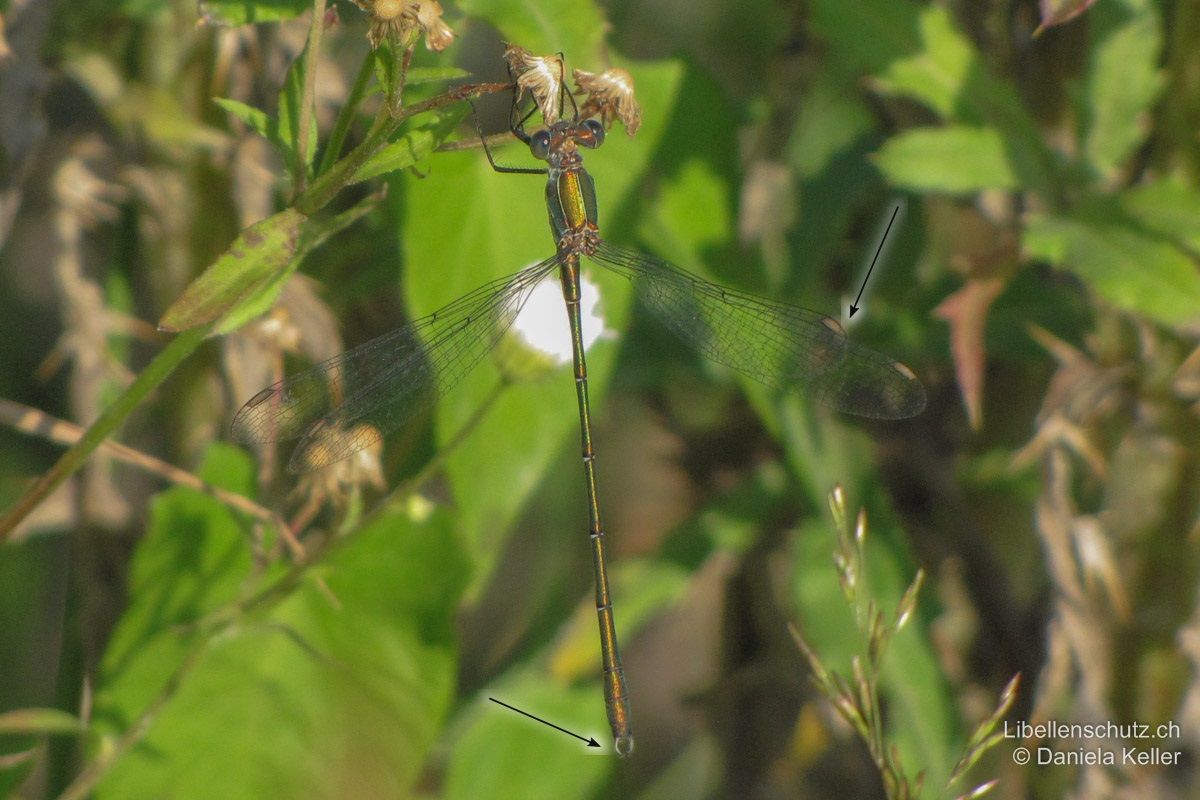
xmin=0 ymin=325 xmax=211 ymax=542
xmin=387 ymin=44 xmax=414 ymax=118
xmin=296 ymin=80 xmax=511 ymax=214
xmin=294 ymin=0 xmax=328 ymax=195
xmin=55 ymin=637 xmax=209 ymax=800
xmin=317 ymin=51 xmax=376 ymax=177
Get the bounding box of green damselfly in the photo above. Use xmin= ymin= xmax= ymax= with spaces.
xmin=232 ymin=58 xmax=925 ymax=757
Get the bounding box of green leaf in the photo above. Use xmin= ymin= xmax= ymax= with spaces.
xmin=0 ymin=708 xmax=85 ymax=735
xmin=352 ymin=130 xmax=439 ymax=183
xmin=199 ymin=0 xmax=310 ymax=25
xmin=787 ymin=66 xmax=876 ymax=179
xmin=874 ymin=126 xmax=1019 ymax=193
xmin=214 ymin=193 xmax=381 ymax=334
xmin=353 ymin=112 xmax=463 ymax=183
xmin=120 ymin=0 xmax=171 ymax=17
xmin=406 ymin=66 xmax=471 ymax=85
xmin=212 ymin=97 xmax=272 ymax=141
xmin=458 ymin=0 xmax=606 ymax=56
xmin=809 ymin=1 xmax=973 ymax=119
xmin=276 ymin=45 xmax=319 ymax=181
xmin=810 ymin=0 xmax=1051 ymax=194
xmin=158 ymin=207 xmax=305 ymax=332
xmin=354 ymin=130 xmax=437 ymax=182
xmin=1120 ymin=178 xmax=1200 ymax=256
xmin=1081 ymin=0 xmax=1165 ymax=181
xmin=443 ymin=676 xmax=611 ymax=799
xmin=1023 ymin=206 xmax=1200 ymax=326
xmin=92 ymin=446 xmax=471 ymax=799
xmin=159 ymin=193 xmax=380 ymax=335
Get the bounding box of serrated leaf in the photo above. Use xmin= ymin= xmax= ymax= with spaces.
xmin=1023 ymin=207 xmax=1200 ymax=326
xmin=199 ymin=0 xmax=310 ymax=25
xmin=159 ymin=208 xmax=305 ymax=332
xmin=874 ymin=126 xmax=1019 ymax=193
xmin=213 ymin=97 xmax=272 ymax=141
xmin=1081 ymin=2 xmax=1165 ymax=181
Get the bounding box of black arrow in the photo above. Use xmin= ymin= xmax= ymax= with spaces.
xmin=849 ymin=204 xmax=901 ymax=318
xmin=488 ymin=697 xmax=601 ymax=748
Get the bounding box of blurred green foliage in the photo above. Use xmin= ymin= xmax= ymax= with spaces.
xmin=1 ymin=0 xmax=1198 ymax=798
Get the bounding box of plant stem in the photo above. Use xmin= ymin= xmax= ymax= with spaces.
xmin=0 ymin=325 xmax=211 ymax=542
xmin=317 ymin=51 xmax=376 ymax=177
xmin=294 ymin=0 xmax=328 ymax=195
xmin=296 ymin=81 xmax=510 ymax=214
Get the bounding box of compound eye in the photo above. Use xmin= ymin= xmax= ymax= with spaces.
xmin=530 ymin=130 xmax=552 ymax=160
xmin=581 ymin=118 xmax=605 ymax=148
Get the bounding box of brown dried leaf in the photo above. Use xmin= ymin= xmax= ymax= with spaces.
xmin=933 ymin=277 xmax=1006 ymax=429
xmin=1035 ymin=0 xmax=1099 ymax=36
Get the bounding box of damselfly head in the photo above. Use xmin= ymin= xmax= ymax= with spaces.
xmin=525 ymin=119 xmax=605 ymax=162
xmin=574 ymin=118 xmax=605 ymax=149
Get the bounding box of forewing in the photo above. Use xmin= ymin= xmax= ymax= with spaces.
xmin=590 ymin=241 xmax=924 ymax=419
xmin=231 ymin=256 xmax=560 ymax=471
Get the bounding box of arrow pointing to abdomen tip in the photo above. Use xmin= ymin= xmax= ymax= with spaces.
xmin=850 ymin=204 xmax=901 ymax=318
xmin=488 ymin=697 xmax=601 ymax=748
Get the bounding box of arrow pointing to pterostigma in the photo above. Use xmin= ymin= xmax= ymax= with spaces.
xmin=488 ymin=697 xmax=601 ymax=748
xmin=849 ymin=204 xmax=901 ymax=318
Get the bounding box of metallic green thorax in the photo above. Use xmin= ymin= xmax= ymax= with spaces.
xmin=546 ymin=166 xmax=599 ymax=244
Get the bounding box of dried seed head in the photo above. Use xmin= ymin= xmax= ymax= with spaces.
xmin=503 ymin=44 xmax=565 ymax=124
xmin=352 ymin=0 xmax=455 ymax=52
xmin=413 ymin=0 xmax=454 ymax=51
xmin=370 ymin=0 xmax=404 ymax=20
xmin=573 ymin=68 xmax=642 ymax=135
xmin=292 ymin=423 xmax=386 ymax=504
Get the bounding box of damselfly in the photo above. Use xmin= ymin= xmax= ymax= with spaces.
xmin=232 ymin=59 xmax=925 ymax=757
